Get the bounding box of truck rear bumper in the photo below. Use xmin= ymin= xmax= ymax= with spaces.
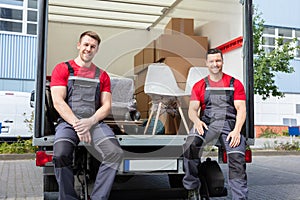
xmin=33 ymin=134 xmax=188 ymax=146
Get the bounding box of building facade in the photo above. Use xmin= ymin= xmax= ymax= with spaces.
xmin=254 ymin=0 xmax=300 ymax=135
xmin=0 ymin=0 xmax=37 ymax=92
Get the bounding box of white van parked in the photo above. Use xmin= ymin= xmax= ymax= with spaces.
xmin=0 ymin=91 xmax=34 ymax=141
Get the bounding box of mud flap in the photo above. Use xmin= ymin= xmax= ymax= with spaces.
xmin=198 ymin=157 xmax=227 ymax=198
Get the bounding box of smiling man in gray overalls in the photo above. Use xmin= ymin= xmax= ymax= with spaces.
xmin=183 ymin=48 xmax=248 ymax=200
xmin=50 ymin=31 xmax=123 ymax=200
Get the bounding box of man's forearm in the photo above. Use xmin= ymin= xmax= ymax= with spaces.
xmin=54 ymin=101 xmax=78 ymax=126
xmin=234 ymin=109 xmax=246 ymax=133
xmin=90 ymin=104 xmax=111 ymax=124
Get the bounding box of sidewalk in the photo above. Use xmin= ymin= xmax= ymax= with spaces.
xmin=250 ymin=136 xmax=300 ymax=156
xmin=252 ymin=136 xmax=300 ymax=149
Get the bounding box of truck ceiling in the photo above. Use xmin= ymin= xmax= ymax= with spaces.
xmin=47 ymin=0 xmax=244 ymax=30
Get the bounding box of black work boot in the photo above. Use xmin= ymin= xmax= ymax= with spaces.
xmin=187 ymin=188 xmax=200 ymax=200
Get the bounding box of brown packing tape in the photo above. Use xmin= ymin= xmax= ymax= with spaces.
xmin=180 ymin=18 xmax=184 ymax=33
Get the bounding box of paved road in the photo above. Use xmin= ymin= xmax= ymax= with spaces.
xmin=0 ymin=154 xmax=300 ymax=200
xmin=0 ymin=159 xmax=42 ymax=200
xmin=214 ymin=155 xmax=300 ymax=200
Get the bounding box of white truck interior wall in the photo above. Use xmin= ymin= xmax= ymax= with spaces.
xmin=195 ymin=10 xmax=244 ymax=83
xmin=47 ymin=22 xmax=162 ymax=76
xmin=222 ymin=49 xmax=244 ymax=83
xmin=195 ymin=5 xmax=243 ymax=48
xmin=255 ymin=94 xmax=300 ymax=126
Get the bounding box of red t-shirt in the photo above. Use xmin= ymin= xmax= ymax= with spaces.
xmin=50 ymin=60 xmax=111 ymax=93
xmin=190 ymin=73 xmax=246 ymax=111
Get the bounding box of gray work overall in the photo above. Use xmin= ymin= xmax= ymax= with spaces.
xmin=53 ymin=62 xmax=123 ymax=200
xmin=183 ymin=77 xmax=248 ymax=200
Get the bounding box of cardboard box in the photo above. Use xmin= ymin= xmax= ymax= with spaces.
xmin=144 ymin=41 xmax=155 ymax=64
xmin=134 ymin=41 xmax=155 ymax=75
xmin=158 ymin=111 xmax=181 ymax=135
xmin=177 ymin=82 xmax=186 ymax=91
xmin=140 ymin=111 xmax=149 ymax=119
xmin=134 ymin=50 xmax=144 ymax=74
xmin=164 ymin=57 xmax=206 ymax=82
xmin=180 ymin=95 xmax=191 ymax=110
xmin=134 ymin=67 xmax=148 ymax=94
xmin=155 ymin=34 xmax=208 ymax=59
xmin=134 ymin=50 xmax=143 ymax=67
xmin=165 ymin=18 xmax=194 ymax=35
xmin=136 ymin=91 xmax=151 ymax=112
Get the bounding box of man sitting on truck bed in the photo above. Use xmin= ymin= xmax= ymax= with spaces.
xmin=50 ymin=30 xmax=124 ymax=200
xmin=182 ymin=48 xmax=248 ymax=200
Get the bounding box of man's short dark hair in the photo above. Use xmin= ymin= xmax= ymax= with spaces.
xmin=206 ymin=48 xmax=223 ymax=60
xmin=79 ymin=31 xmax=101 ymax=45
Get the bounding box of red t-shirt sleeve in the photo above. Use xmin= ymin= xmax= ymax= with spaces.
xmin=50 ymin=62 xmax=69 ymax=87
xmin=233 ymin=79 xmax=246 ymax=101
xmin=100 ymin=71 xmax=111 ymax=93
xmin=190 ymin=80 xmax=206 ymax=111
xmin=190 ymin=80 xmax=205 ymax=101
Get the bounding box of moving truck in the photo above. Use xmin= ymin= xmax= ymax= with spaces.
xmin=33 ymin=0 xmax=254 ymax=199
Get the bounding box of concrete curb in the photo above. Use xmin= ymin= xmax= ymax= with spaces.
xmin=0 ymin=153 xmax=35 ymax=160
xmin=252 ymin=150 xmax=300 ymax=156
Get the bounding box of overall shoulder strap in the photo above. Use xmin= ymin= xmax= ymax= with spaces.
xmin=229 ymin=77 xmax=235 ymax=87
xmin=204 ymin=76 xmax=209 ymax=87
xmin=95 ymin=67 xmax=101 ymax=79
xmin=65 ymin=61 xmax=74 ymax=76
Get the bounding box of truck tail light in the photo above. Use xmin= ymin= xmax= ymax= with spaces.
xmin=245 ymin=149 xmax=252 ymax=163
xmin=36 ymin=151 xmax=53 ymax=166
xmin=222 ymin=150 xmax=227 ymax=163
xmin=222 ymin=149 xmax=252 ymax=163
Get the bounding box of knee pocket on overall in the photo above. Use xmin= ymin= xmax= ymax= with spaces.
xmin=53 ymin=141 xmax=74 ymax=168
xmin=228 ymin=153 xmax=247 ymax=180
xmin=183 ymin=135 xmax=204 ymax=159
xmin=95 ymin=138 xmax=124 ymax=164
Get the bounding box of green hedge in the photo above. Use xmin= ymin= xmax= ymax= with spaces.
xmin=0 ymin=138 xmax=37 ymax=154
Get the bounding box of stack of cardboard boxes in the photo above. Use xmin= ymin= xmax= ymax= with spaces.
xmin=134 ymin=18 xmax=208 ymax=134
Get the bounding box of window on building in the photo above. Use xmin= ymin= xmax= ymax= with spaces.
xmin=296 ymin=104 xmax=300 ymax=114
xmin=0 ymin=8 xmax=22 ymax=20
xmin=0 ymin=0 xmax=23 ymax=6
xmin=278 ymin=28 xmax=293 ymax=38
xmin=263 ymin=26 xmax=275 ymax=35
xmin=296 ymin=30 xmax=300 ymax=58
xmin=28 ymin=0 xmax=37 ymax=9
xmin=283 ymin=118 xmax=297 ymax=126
xmin=261 ymin=26 xmax=300 ymax=60
xmin=262 ymin=36 xmax=275 ymax=46
xmin=0 ymin=0 xmax=37 ymax=35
